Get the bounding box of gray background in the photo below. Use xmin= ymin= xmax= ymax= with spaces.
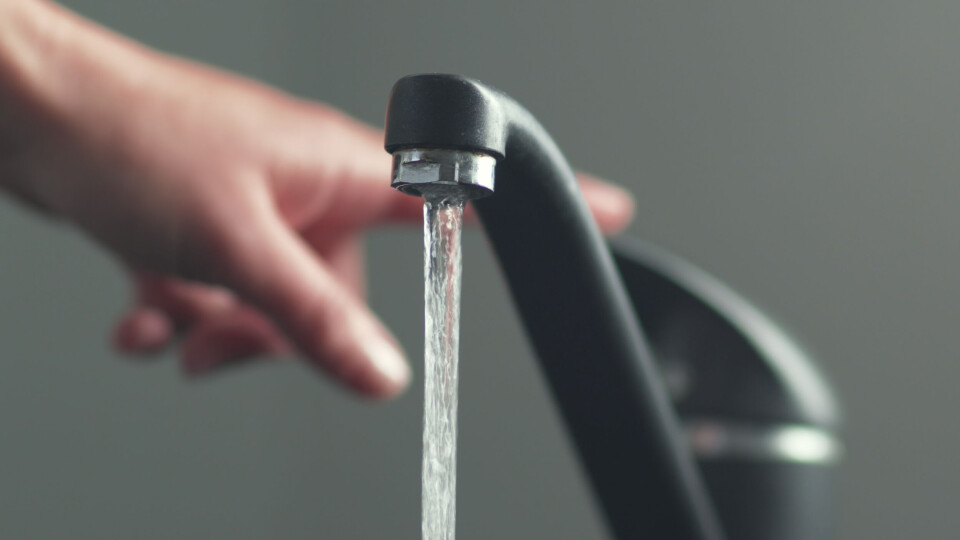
xmin=1 ymin=1 xmax=957 ymax=538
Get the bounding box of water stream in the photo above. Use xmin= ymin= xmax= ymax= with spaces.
xmin=422 ymin=195 xmax=465 ymax=540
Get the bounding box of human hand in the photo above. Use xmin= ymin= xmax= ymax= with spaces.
xmin=0 ymin=0 xmax=635 ymax=399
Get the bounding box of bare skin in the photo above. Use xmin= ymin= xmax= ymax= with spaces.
xmin=0 ymin=0 xmax=635 ymax=399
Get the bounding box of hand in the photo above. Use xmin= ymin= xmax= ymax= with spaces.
xmin=0 ymin=0 xmax=635 ymax=398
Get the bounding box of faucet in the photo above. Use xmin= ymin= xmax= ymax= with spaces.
xmin=385 ymin=74 xmax=840 ymax=540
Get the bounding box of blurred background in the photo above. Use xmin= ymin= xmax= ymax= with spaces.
xmin=2 ymin=1 xmax=958 ymax=538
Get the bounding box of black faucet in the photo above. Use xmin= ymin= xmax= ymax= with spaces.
xmin=384 ymin=74 xmax=840 ymax=540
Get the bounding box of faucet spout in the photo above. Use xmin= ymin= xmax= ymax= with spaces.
xmin=386 ymin=74 xmax=724 ymax=540
xmin=391 ymin=148 xmax=496 ymax=203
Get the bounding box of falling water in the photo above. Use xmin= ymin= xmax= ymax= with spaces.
xmin=422 ymin=194 xmax=465 ymax=540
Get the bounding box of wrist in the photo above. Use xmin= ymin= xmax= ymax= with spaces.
xmin=0 ymin=0 xmax=162 ymax=214
xmin=0 ymin=0 xmax=51 ymax=206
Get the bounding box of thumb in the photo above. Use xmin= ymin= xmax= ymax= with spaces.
xmin=207 ymin=202 xmax=410 ymax=398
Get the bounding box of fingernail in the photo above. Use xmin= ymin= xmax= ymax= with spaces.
xmin=116 ymin=309 xmax=171 ymax=352
xmin=363 ymin=335 xmax=411 ymax=388
xmin=135 ymin=312 xmax=170 ymax=346
xmin=593 ymin=182 xmax=635 ymax=215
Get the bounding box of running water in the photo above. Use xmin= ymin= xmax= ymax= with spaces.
xmin=422 ymin=194 xmax=465 ymax=540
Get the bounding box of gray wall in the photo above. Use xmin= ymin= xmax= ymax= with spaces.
xmin=2 ymin=1 xmax=958 ymax=538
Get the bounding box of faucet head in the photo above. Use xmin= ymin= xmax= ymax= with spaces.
xmin=391 ymin=148 xmax=496 ymax=204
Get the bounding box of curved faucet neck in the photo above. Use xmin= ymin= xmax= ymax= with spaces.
xmin=386 ymin=74 xmax=724 ymax=540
